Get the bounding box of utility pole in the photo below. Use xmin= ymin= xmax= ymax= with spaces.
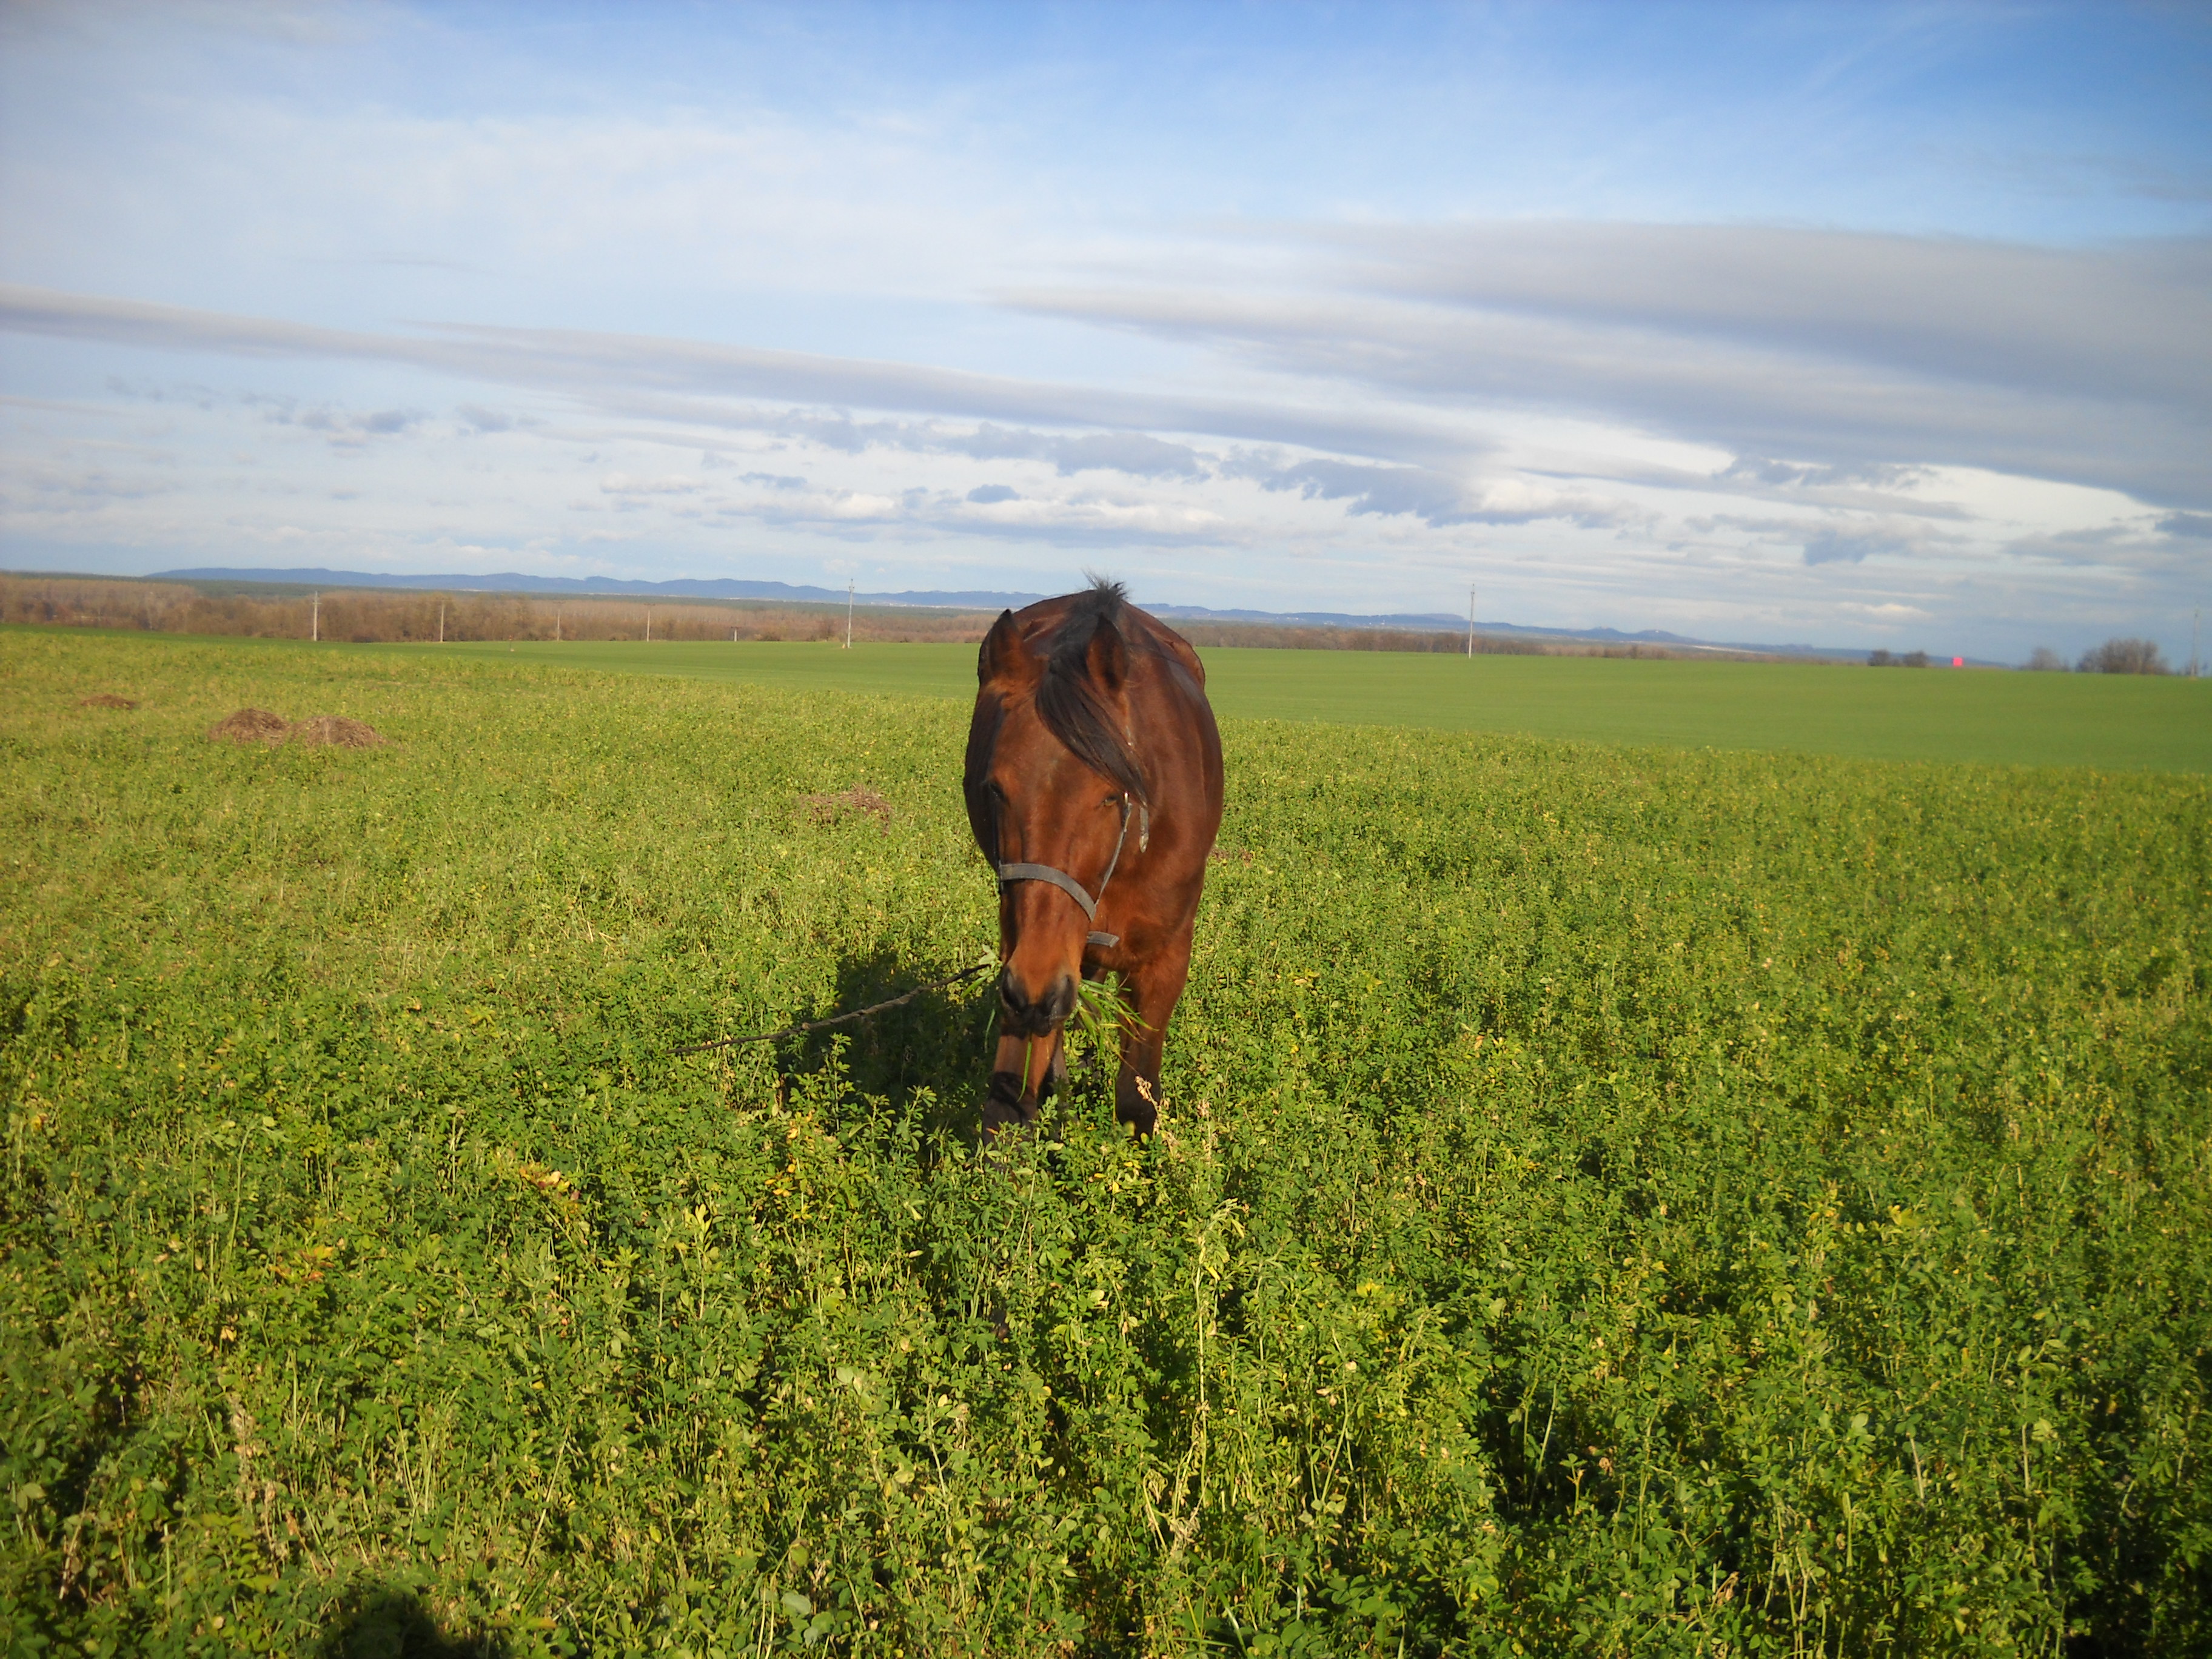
xmin=438 ymin=602 xmax=444 ymax=644
xmin=311 ymin=592 xmax=319 ymax=643
xmin=846 ymin=579 xmax=855 ymax=649
xmin=554 ymin=606 xmax=561 ymax=643
xmin=645 ymin=607 xmax=651 ymax=643
xmin=1466 ymin=581 xmax=1476 ymax=657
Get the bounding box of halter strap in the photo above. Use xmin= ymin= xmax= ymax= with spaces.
xmin=997 ymin=795 xmax=1144 ymax=948
xmin=995 ymin=862 xmax=1102 ymax=921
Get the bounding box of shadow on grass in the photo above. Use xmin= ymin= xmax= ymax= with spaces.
xmin=789 ymin=943 xmax=1000 ymax=1147
xmin=787 ymin=943 xmax=1136 ymax=1156
xmin=317 ymin=1586 xmax=501 ymax=1659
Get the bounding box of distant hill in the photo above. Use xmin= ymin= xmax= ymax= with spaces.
xmin=140 ymin=565 xmax=1871 ymax=661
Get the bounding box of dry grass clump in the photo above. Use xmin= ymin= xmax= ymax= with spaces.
xmin=78 ymin=694 xmax=139 ymax=709
xmin=204 ymin=708 xmax=390 ymax=747
xmin=206 ymin=708 xmax=293 ymax=745
xmin=289 ymin=715 xmax=387 ymax=748
xmin=800 ymin=785 xmax=893 ymax=828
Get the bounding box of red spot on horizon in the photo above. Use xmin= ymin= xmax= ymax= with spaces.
xmin=1952 ymin=655 xmax=1964 ymax=667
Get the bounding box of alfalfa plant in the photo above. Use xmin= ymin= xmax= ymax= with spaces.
xmin=1014 ymin=971 xmax=1133 ymax=1100
xmin=1071 ymin=971 xmax=1131 ymax=1075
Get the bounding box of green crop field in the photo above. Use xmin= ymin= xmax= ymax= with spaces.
xmin=403 ymin=637 xmax=2212 ymax=773
xmin=4 ymin=626 xmax=2209 ymax=1657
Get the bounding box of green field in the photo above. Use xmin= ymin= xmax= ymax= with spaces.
xmin=4 ymin=627 xmax=2210 ymax=1655
xmin=404 ymin=637 xmax=2212 ymax=773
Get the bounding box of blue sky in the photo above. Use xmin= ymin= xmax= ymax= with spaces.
xmin=2 ymin=1 xmax=2207 ymax=659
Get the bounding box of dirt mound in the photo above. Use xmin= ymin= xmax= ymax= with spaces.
xmin=289 ymin=715 xmax=387 ymax=748
xmin=801 ymin=785 xmax=893 ymax=829
xmin=78 ymin=694 xmax=138 ymax=709
xmin=207 ymin=708 xmax=292 ymax=745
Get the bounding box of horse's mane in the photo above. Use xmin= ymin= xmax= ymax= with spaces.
xmin=1034 ymin=576 xmax=1150 ymax=805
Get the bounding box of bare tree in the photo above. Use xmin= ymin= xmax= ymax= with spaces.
xmin=2077 ymin=638 xmax=2170 ymax=675
xmin=2024 ymin=646 xmax=2066 ymax=671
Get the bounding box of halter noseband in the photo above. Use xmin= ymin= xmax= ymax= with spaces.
xmin=997 ymin=794 xmax=1148 ymax=950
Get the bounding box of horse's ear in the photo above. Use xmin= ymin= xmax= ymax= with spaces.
xmin=1084 ymin=612 xmax=1129 ymax=694
xmin=977 ymin=609 xmax=1025 ymax=683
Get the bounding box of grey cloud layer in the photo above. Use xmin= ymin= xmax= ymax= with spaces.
xmin=0 ymin=286 xmax=1466 ymax=469
xmin=1007 ymin=225 xmax=2212 ymax=510
xmin=766 ymin=412 xmax=1208 ymax=478
xmin=1802 ymin=525 xmax=1920 ymax=566
xmin=9 ymin=226 xmax=2204 ymax=580
xmin=1332 ymin=224 xmax=2209 ymax=412
xmin=1217 ymin=451 xmax=1621 ymax=529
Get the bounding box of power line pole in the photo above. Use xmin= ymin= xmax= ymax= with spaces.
xmin=846 ymin=579 xmax=855 ymax=649
xmin=311 ymin=592 xmax=319 ymax=643
xmin=438 ymin=602 xmax=444 ymax=644
xmin=1466 ymin=581 xmax=1475 ymax=657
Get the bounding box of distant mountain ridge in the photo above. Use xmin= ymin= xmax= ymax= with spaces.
xmin=144 ymin=565 xmax=1868 ymax=661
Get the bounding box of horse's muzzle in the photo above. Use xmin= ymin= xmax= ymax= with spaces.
xmin=999 ymin=968 xmax=1076 ymax=1037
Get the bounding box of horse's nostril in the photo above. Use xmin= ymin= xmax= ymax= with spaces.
xmin=1044 ymin=973 xmax=1078 ymax=1025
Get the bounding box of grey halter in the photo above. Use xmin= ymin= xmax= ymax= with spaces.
xmin=997 ymin=794 xmax=1148 ymax=950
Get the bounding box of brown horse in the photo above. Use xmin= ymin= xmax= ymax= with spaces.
xmin=963 ymin=579 xmax=1224 ymax=1135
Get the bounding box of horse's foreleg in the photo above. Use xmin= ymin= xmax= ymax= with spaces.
xmin=1114 ymin=939 xmax=1191 ymax=1136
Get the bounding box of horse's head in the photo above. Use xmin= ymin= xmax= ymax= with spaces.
xmin=965 ymin=594 xmax=1149 ymax=1056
